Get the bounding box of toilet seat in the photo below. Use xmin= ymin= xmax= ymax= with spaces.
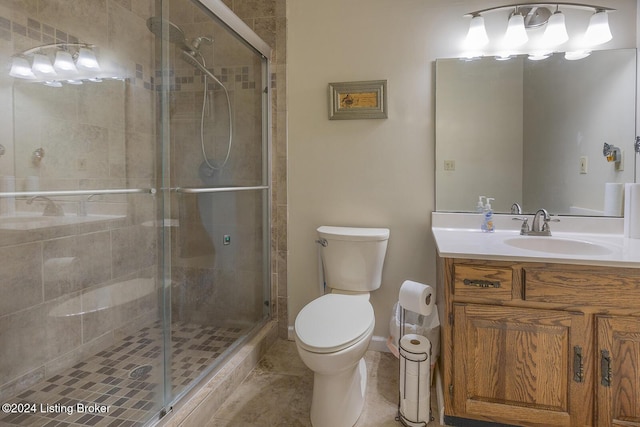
xmin=295 ymin=293 xmax=375 ymax=354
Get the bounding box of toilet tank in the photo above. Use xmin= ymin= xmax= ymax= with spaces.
xmin=317 ymin=226 xmax=390 ymax=293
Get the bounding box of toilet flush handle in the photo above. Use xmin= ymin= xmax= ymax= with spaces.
xmin=316 ymin=238 xmax=328 ymax=247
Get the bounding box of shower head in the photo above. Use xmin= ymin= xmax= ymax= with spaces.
xmin=146 ymin=16 xmax=189 ymax=48
xmin=190 ymin=36 xmax=213 ymax=52
xmin=181 ymin=50 xmax=217 ymax=80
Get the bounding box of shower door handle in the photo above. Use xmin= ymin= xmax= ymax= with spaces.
xmin=173 ymin=185 xmax=269 ymax=194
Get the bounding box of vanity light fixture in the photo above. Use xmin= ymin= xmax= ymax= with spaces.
xmin=53 ymin=50 xmax=77 ymax=72
xmin=464 ymin=14 xmax=489 ymax=49
xmin=9 ymin=56 xmax=36 ymax=79
xmin=504 ymin=9 xmax=528 ymax=47
xmin=463 ymin=3 xmax=614 ymax=59
xmin=9 ymin=42 xmax=107 ymax=86
xmin=542 ymin=8 xmax=569 ymax=47
xmin=584 ymin=9 xmax=613 ymax=45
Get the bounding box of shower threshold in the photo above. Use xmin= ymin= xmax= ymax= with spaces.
xmin=0 ymin=321 xmax=246 ymax=427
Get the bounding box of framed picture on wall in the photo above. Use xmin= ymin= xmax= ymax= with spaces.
xmin=328 ymin=80 xmax=388 ymax=120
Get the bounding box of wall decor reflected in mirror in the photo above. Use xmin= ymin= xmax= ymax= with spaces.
xmin=435 ymin=48 xmax=637 ymax=216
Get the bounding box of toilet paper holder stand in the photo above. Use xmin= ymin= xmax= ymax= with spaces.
xmin=396 ymin=305 xmax=432 ymax=427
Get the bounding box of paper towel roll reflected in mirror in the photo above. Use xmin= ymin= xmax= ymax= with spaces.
xmin=604 ymin=183 xmax=624 ymax=217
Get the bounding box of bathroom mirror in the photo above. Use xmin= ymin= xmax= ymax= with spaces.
xmin=11 ymin=79 xmax=126 ymax=192
xmin=435 ymin=48 xmax=637 ymax=216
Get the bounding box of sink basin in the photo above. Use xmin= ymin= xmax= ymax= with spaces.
xmin=504 ymin=236 xmax=613 ymax=256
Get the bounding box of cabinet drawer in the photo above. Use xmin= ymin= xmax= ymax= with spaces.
xmin=453 ymin=264 xmax=513 ymax=301
xmin=524 ymin=268 xmax=640 ymax=309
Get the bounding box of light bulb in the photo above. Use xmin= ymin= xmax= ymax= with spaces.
xmin=464 ymin=15 xmax=489 ymax=50
xmin=43 ymin=80 xmax=63 ymax=87
xmin=584 ymin=10 xmax=612 ymax=46
xmin=54 ymin=51 xmax=77 ymax=72
xmin=32 ymin=54 xmax=57 ymax=76
xmin=542 ymin=11 xmax=569 ymax=47
xmin=76 ymin=48 xmax=100 ymax=70
xmin=9 ymin=57 xmax=36 ymax=79
xmin=504 ymin=13 xmax=528 ymax=47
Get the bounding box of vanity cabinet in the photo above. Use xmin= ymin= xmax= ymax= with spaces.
xmin=439 ymin=257 xmax=640 ymax=427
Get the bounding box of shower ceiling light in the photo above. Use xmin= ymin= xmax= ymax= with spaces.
xmin=463 ymin=3 xmax=614 ymax=59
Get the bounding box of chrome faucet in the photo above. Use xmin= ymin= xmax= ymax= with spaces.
xmin=27 ymin=196 xmax=64 ymax=216
xmin=510 ymin=203 xmax=522 ymax=215
xmin=512 ymin=208 xmax=559 ymax=236
xmin=78 ymin=194 xmax=98 ymax=217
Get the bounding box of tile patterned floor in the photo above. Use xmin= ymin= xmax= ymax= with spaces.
xmin=207 ymin=339 xmax=445 ymax=427
xmin=0 ymin=322 xmax=245 ymax=427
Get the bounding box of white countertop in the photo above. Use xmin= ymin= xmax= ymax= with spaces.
xmin=432 ymin=212 xmax=640 ymax=268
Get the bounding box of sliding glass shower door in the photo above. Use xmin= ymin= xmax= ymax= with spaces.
xmin=157 ymin=0 xmax=271 ymax=408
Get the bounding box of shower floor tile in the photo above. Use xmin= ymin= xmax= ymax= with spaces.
xmin=0 ymin=322 xmax=246 ymax=427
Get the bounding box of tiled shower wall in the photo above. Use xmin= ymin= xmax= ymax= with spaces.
xmin=0 ymin=0 xmax=158 ymax=401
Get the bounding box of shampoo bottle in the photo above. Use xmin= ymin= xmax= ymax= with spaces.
xmin=481 ymin=197 xmax=495 ymax=232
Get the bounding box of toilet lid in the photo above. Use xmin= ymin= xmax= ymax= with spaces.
xmin=295 ymin=294 xmax=375 ymax=353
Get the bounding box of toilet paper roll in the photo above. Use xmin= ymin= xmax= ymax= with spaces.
xmin=399 ymin=280 xmax=434 ymax=316
xmin=400 ymin=370 xmax=429 ymax=399
xmin=604 ymin=183 xmax=624 ymax=217
xmin=400 ymin=334 xmax=431 ymax=375
xmin=624 ymin=184 xmax=640 ymax=239
xmin=400 ymin=397 xmax=430 ymax=423
xmin=400 ymin=397 xmax=429 ymax=422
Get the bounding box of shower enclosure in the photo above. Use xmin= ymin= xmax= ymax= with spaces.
xmin=0 ymin=0 xmax=271 ymax=425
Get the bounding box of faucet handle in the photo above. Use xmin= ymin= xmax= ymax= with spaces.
xmin=542 ymin=215 xmax=560 ymax=232
xmin=512 ymin=217 xmax=530 ymax=235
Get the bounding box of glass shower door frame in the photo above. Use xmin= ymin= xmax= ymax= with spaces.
xmin=157 ymin=0 xmax=273 ymax=417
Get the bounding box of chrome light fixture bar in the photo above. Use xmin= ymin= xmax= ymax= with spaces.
xmin=463 ymin=2 xmax=615 ymax=59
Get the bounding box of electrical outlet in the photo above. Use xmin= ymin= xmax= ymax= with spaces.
xmin=444 ymin=160 xmax=455 ymax=171
xmin=579 ymin=156 xmax=588 ymax=174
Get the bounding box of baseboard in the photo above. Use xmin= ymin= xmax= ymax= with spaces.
xmin=287 ymin=326 xmax=390 ymax=354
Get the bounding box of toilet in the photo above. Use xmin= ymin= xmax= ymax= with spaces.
xmin=295 ymin=226 xmax=390 ymax=427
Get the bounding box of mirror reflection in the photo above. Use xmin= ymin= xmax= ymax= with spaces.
xmin=435 ymin=48 xmax=637 ymax=216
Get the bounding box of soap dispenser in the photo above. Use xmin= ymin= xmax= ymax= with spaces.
xmin=476 ymin=196 xmax=486 ymax=214
xmin=481 ymin=197 xmax=495 ymax=233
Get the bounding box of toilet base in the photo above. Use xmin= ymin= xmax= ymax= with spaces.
xmin=310 ymin=357 xmax=367 ymax=427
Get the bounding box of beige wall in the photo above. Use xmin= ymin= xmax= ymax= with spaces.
xmin=287 ymin=0 xmax=638 ymax=339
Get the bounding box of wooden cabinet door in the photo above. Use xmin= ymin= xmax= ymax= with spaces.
xmin=596 ymin=316 xmax=640 ymax=427
xmin=453 ymin=303 xmax=592 ymax=426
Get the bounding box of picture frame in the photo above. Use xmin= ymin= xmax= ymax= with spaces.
xmin=328 ymin=80 xmax=388 ymax=120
